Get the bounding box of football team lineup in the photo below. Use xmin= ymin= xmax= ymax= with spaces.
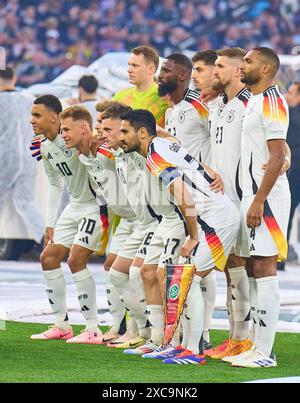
xmin=1 ymin=43 xmax=300 ymax=383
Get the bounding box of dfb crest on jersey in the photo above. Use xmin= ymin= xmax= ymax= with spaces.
xmin=135 ymin=157 xmax=144 ymax=170
xmin=178 ymin=110 xmax=185 ymax=123
xmin=94 ymin=160 xmax=103 ymax=172
xmin=169 ymin=142 xmax=180 ymax=153
xmin=60 ymin=145 xmax=72 ymax=158
xmin=121 ymin=154 xmax=129 ymax=164
xmin=226 ymin=110 xmax=235 ymax=123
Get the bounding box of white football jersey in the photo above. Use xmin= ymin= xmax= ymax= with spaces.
xmin=79 ymin=144 xmax=135 ymax=219
xmin=165 ymin=89 xmax=211 ymax=164
xmin=241 ymin=85 xmax=290 ymax=200
xmin=210 ymin=88 xmax=251 ymax=202
xmin=208 ymin=94 xmax=225 ymax=171
xmin=114 ymin=149 xmax=161 ymax=226
xmin=146 ymin=137 xmax=238 ymax=229
xmin=41 ymin=134 xmax=97 ymax=227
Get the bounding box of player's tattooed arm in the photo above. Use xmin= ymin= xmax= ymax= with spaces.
xmin=261 ymin=141 xmax=291 ymax=176
xmin=201 ymin=163 xmax=224 ymax=194
xmin=169 ymin=177 xmax=199 ymax=258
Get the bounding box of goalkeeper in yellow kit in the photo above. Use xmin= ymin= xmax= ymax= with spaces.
xmin=113 ymin=46 xmax=169 ymax=128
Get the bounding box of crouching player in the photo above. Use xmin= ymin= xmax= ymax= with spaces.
xmin=119 ymin=109 xmax=240 ymax=364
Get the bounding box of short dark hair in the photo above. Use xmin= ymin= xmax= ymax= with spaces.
xmin=0 ymin=66 xmax=15 ymax=80
xmin=252 ymin=47 xmax=280 ymax=75
xmin=121 ymin=109 xmax=157 ymax=137
xmin=34 ymin=94 xmax=62 ymax=115
xmin=166 ymin=53 xmax=193 ymax=73
xmin=217 ymin=47 xmax=246 ymax=60
xmin=131 ymin=46 xmax=160 ymax=72
xmin=101 ymin=103 xmax=131 ymax=120
xmin=60 ymin=105 xmax=93 ymax=131
xmin=192 ymin=50 xmax=218 ymax=65
xmin=78 ymin=75 xmax=98 ymax=93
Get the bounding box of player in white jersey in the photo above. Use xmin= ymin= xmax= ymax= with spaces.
xmin=158 ymin=53 xmax=220 ymax=351
xmin=120 ymin=109 xmax=240 ymax=364
xmin=30 ymin=95 xmax=109 ymax=344
xmin=120 ymin=113 xmax=188 ymax=356
xmin=204 ymin=48 xmax=253 ymax=360
xmin=60 ymin=104 xmax=142 ymax=346
xmin=100 ymin=104 xmax=161 ymax=348
xmin=158 ymin=54 xmax=211 ymax=165
xmin=191 ymin=50 xmax=237 ymax=354
xmin=89 ymin=100 xmax=132 ymax=344
xmin=232 ymin=47 xmax=291 ymax=368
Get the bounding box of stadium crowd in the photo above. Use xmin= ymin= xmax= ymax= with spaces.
xmin=0 ymin=0 xmax=300 ymax=86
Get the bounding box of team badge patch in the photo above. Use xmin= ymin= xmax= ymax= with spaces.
xmin=94 ymin=160 xmax=103 ymax=172
xmin=60 ymin=145 xmax=72 ymax=158
xmin=135 ymin=157 xmax=144 ymax=170
xmin=178 ymin=110 xmax=186 ymax=123
xmin=226 ymin=110 xmax=235 ymax=123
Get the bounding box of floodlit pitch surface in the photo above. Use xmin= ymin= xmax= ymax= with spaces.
xmin=1 ymin=323 xmax=300 ymax=383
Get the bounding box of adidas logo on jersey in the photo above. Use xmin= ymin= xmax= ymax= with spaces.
xmin=79 ymin=236 xmax=89 ymax=244
xmin=46 ymin=153 xmax=53 ymax=160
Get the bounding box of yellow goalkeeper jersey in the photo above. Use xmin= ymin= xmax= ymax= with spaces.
xmin=113 ymin=83 xmax=169 ymax=128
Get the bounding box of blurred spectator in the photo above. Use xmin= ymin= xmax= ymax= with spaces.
xmin=285 ymin=82 xmax=300 ymax=262
xmin=0 ymin=66 xmax=44 ymax=242
xmin=66 ymin=74 xmax=100 ymax=126
xmin=0 ymin=0 xmax=300 ymax=87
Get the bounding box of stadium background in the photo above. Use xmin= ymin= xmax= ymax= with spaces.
xmin=0 ymin=0 xmax=300 ymax=383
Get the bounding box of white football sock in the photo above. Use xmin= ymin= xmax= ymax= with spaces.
xmin=72 ymin=268 xmax=99 ymax=332
xmin=201 ymin=270 xmax=217 ymax=343
xmin=185 ymin=275 xmax=204 ymax=355
xmin=181 ymin=307 xmax=190 ymax=349
xmin=129 ymin=266 xmax=151 ymax=339
xmin=248 ymin=277 xmax=258 ymax=343
xmin=171 ymin=324 xmax=181 ymax=347
xmin=146 ymin=305 xmax=164 ymax=346
xmin=110 ymin=269 xmax=148 ymax=336
xmin=229 ymin=266 xmax=250 ymax=340
xmin=43 ymin=268 xmax=69 ymax=330
xmin=130 ymin=266 xmax=148 ymax=314
xmin=255 ymin=276 xmax=280 ymax=357
xmin=105 ymin=271 xmax=126 ymax=334
xmin=226 ymin=286 xmax=234 ymax=338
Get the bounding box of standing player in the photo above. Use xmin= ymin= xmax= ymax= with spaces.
xmin=158 ymin=54 xmax=217 ymax=349
xmin=206 ymin=48 xmax=253 ymax=360
xmin=158 ymin=53 xmax=219 ymax=350
xmin=120 ymin=109 xmax=240 ymax=364
xmin=233 ymin=47 xmax=291 ymax=368
xmin=158 ymin=53 xmax=211 ymax=165
xmin=113 ymin=46 xmax=169 ymax=128
xmin=30 ymin=95 xmax=109 ymax=344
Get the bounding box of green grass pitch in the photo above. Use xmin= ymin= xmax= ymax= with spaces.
xmin=1 ymin=322 xmax=300 ymax=383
